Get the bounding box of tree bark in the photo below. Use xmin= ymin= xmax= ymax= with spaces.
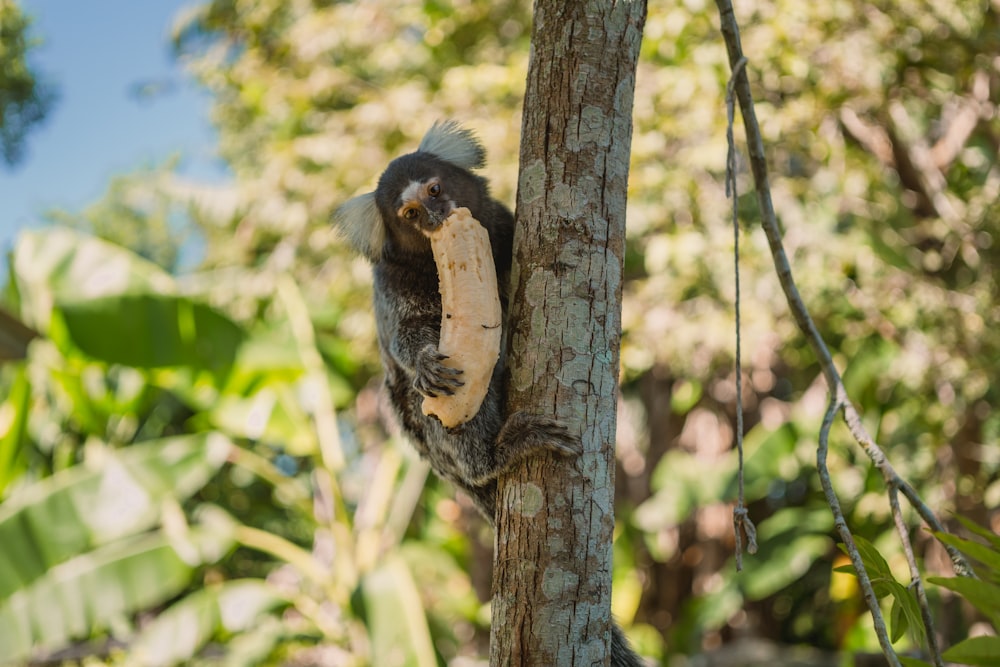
xmin=490 ymin=1 xmax=646 ymax=665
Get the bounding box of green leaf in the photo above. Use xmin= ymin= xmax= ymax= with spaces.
xmin=669 ymin=379 xmax=702 ymax=414
xmin=953 ymin=516 xmax=1000 ymax=552
xmin=898 ymin=656 xmax=932 ymax=667
xmin=0 ymin=433 xmax=232 ymax=599
xmin=884 ymin=580 xmax=925 ymax=647
xmin=741 ymin=534 xmax=831 ymax=600
xmin=934 ymin=532 xmax=1000 ymax=578
xmin=0 ymin=365 xmax=30 ymax=495
xmin=131 ymin=579 xmax=287 ymax=667
xmin=927 ymin=576 xmax=1000 ymax=626
xmin=942 ymin=635 xmax=1000 ymax=666
xmin=361 ymin=555 xmax=438 ymax=667
xmin=0 ymin=525 xmax=235 ymax=663
xmin=58 ymin=294 xmax=245 ymax=377
xmin=13 ymin=228 xmax=176 ymax=333
xmin=210 ymin=387 xmax=317 ymax=455
xmin=889 ymin=588 xmax=908 ymax=643
xmin=839 ymin=535 xmax=894 ymax=583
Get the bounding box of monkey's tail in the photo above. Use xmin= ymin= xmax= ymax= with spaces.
xmin=612 ymin=622 xmax=645 ymax=667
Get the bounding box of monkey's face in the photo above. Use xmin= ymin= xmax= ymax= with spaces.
xmin=333 ymin=122 xmax=494 ymax=263
xmin=375 ymin=153 xmax=488 ymax=255
xmin=396 ymin=177 xmax=455 ymax=233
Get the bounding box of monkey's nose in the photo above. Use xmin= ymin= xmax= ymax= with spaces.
xmin=423 ymin=198 xmax=455 ymax=227
xmin=424 ymin=205 xmax=452 ymax=229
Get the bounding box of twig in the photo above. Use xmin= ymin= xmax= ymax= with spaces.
xmin=841 ymin=400 xmax=973 ymax=578
xmin=712 ymin=0 xmax=976 ymax=661
xmin=889 ymin=485 xmax=944 ymax=667
xmin=818 ymin=397 xmax=900 ymax=667
xmin=712 ymin=0 xmax=972 ymax=579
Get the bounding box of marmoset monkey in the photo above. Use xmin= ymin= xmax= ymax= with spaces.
xmin=333 ymin=121 xmax=642 ymax=666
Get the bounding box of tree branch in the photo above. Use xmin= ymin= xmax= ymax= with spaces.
xmin=714 ymin=0 xmax=975 ymax=662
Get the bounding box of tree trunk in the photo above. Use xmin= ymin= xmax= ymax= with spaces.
xmin=490 ymin=1 xmax=646 ymax=665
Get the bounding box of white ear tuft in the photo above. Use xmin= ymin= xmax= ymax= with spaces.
xmin=418 ymin=120 xmax=486 ymax=170
xmin=332 ymin=192 xmax=384 ymax=262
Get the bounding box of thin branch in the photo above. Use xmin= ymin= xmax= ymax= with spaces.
xmin=0 ymin=306 xmax=39 ymax=362
xmin=841 ymin=401 xmax=973 ymax=577
xmin=713 ymin=0 xmax=972 ymax=577
xmin=818 ymin=397 xmax=901 ymax=667
xmin=887 ymin=101 xmax=961 ymax=221
xmin=889 ymin=485 xmax=944 ymax=667
xmin=713 ymin=0 xmax=977 ymax=662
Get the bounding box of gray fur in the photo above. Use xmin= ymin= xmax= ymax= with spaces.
xmin=332 ymin=191 xmax=382 ymax=261
xmin=417 ymin=120 xmax=486 ymax=170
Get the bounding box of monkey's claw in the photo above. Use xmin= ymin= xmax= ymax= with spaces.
xmin=413 ymin=344 xmax=465 ymax=398
xmin=488 ymin=411 xmax=584 ymax=480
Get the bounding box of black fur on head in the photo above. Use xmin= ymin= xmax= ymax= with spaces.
xmin=333 ymin=121 xmax=490 ymax=262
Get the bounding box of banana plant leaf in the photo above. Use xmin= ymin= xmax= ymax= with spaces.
xmin=129 ymin=578 xmax=288 ymax=667
xmin=0 ymin=433 xmax=232 ymax=600
xmin=0 ymin=365 xmax=30 ymax=496
xmin=0 ymin=522 xmax=236 ymax=663
xmin=56 ymin=294 xmax=245 ymax=376
xmin=361 ymin=555 xmax=438 ymax=667
xmin=12 ymin=228 xmax=176 ymax=333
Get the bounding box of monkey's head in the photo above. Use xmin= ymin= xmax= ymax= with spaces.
xmin=334 ymin=121 xmax=492 ymax=262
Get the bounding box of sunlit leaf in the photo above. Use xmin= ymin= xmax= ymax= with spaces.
xmin=927 ymin=576 xmax=1000 ymax=627
xmin=131 ymin=579 xmax=287 ymax=667
xmin=13 ymin=228 xmax=176 ymax=332
xmin=210 ymin=387 xmax=316 ymax=455
xmin=361 ymin=555 xmax=437 ymax=667
xmin=0 ymin=365 xmax=30 ymax=495
xmin=0 ymin=433 xmax=232 ymax=599
xmin=57 ymin=294 xmax=245 ymax=377
xmin=942 ymin=635 xmax=1000 ymax=667
xmin=0 ymin=525 xmax=234 ymax=663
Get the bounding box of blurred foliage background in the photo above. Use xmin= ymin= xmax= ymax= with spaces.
xmin=0 ymin=0 xmax=56 ymax=168
xmin=1 ymin=0 xmax=998 ymax=665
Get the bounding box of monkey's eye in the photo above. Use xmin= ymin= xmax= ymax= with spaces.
xmin=402 ymin=207 xmax=420 ymax=220
xmin=427 ymin=183 xmax=441 ymax=198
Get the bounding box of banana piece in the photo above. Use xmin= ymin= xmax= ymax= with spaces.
xmin=420 ymin=207 xmax=502 ymax=427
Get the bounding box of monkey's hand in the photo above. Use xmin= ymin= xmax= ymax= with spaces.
xmin=413 ymin=344 xmax=465 ymax=398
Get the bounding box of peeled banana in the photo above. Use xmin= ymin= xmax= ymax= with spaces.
xmin=420 ymin=207 xmax=502 ymax=427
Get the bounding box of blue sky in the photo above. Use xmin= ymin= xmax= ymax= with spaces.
xmin=0 ymin=0 xmax=227 ymax=261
